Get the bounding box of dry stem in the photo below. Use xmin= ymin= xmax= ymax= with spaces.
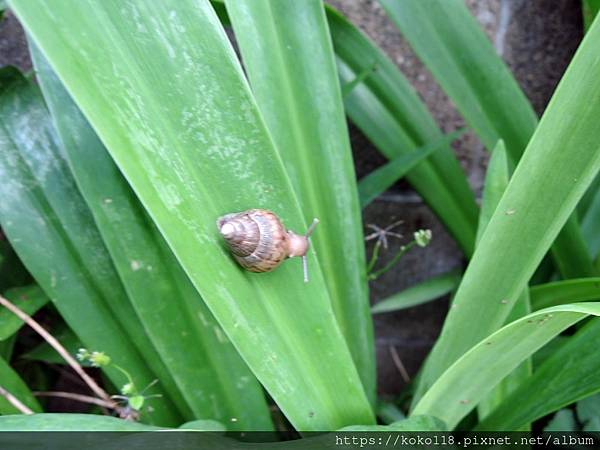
xmin=0 ymin=385 xmax=33 ymax=415
xmin=0 ymin=294 xmax=116 ymax=409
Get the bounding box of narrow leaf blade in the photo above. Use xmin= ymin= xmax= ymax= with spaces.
xmin=10 ymin=0 xmax=374 ymax=430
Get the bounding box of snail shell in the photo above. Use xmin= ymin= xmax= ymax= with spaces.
xmin=217 ymin=209 xmax=312 ymax=274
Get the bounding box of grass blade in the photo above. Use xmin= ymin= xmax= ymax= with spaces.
xmin=371 ymin=270 xmax=461 ymax=314
xmin=379 ymin=0 xmax=536 ymax=161
xmin=380 ymin=0 xmax=596 ymax=280
xmin=31 ymin=42 xmax=272 ymax=431
xmin=327 ymin=7 xmax=478 ymax=256
xmin=415 ymin=18 xmax=600 ymax=402
xmin=0 ymin=414 xmax=164 ymax=431
xmin=223 ymin=0 xmax=374 ymax=402
xmin=412 ymin=303 xmax=600 ymax=429
xmin=0 ymin=68 xmax=181 ymax=425
xmin=477 ymin=317 xmax=600 ymax=430
xmin=474 ymin=141 xmax=531 ymax=423
xmin=359 ymin=131 xmax=463 ymax=209
xmin=11 ymin=0 xmax=374 ymax=430
xmin=0 ymin=285 xmax=48 ymax=341
xmin=583 ymin=0 xmax=600 ymax=31
xmin=530 ymin=278 xmax=600 ymax=310
xmin=581 ymin=184 xmax=600 ymax=259
xmin=476 ymin=141 xmax=510 ymax=243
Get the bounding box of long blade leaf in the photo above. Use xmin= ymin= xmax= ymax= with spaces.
xmin=0 ymin=356 xmax=42 ymax=414
xmin=223 ymin=0 xmax=375 ymax=402
xmin=0 ymin=285 xmax=48 ymax=341
xmin=531 ymin=278 xmax=600 ymax=310
xmin=358 ymin=131 xmax=462 ymax=209
xmin=380 ymin=0 xmax=596 ymax=280
xmin=415 ymin=17 xmax=600 ymax=402
xmin=412 ymin=303 xmax=600 ymax=429
xmin=10 ymin=0 xmax=374 ymax=430
xmin=371 ymin=270 xmax=461 ymax=314
xmin=476 ymin=317 xmax=600 ymax=430
xmin=0 ymin=68 xmax=181 ymax=425
xmin=31 ymin=42 xmax=272 ymax=431
xmin=326 ymin=6 xmax=479 ymax=256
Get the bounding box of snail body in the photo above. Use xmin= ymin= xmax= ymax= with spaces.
xmin=217 ymin=209 xmax=318 ymax=281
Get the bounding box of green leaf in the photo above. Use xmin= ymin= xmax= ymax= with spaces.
xmin=0 ymin=67 xmax=181 ymax=425
xmin=11 ymin=0 xmax=373 ymax=430
xmin=178 ymin=420 xmax=226 ymax=431
xmin=577 ymin=393 xmax=600 ymax=431
xmin=340 ymin=415 xmax=446 ymax=432
xmin=414 ymin=17 xmax=600 ymax=403
xmin=358 ymin=131 xmax=463 ymax=209
xmin=376 ymin=401 xmax=406 ymax=424
xmin=583 ymin=0 xmax=600 ymax=31
xmin=531 ymin=278 xmax=600 ymax=310
xmin=0 ymin=285 xmax=48 ymax=340
xmin=412 ymin=303 xmax=600 ymax=429
xmin=380 ymin=0 xmax=595 ymax=281
xmin=0 ymin=335 xmax=15 ymax=360
xmin=474 ymin=141 xmax=531 ymax=423
xmin=223 ymin=0 xmax=374 ymax=403
xmin=327 ymin=6 xmax=478 ymax=256
xmin=31 ymin=42 xmax=272 ymax=431
xmin=581 ymin=183 xmax=600 ymax=259
xmin=0 ymin=414 xmax=163 ymax=431
xmin=22 ymin=323 xmax=82 ymax=364
xmin=378 ymin=0 xmax=535 ymax=161
xmin=0 ymin=356 xmax=42 ymax=414
xmin=341 ymin=62 xmax=377 ymax=98
xmin=476 ymin=141 xmax=510 ymax=244
xmin=476 ymin=316 xmax=600 ymax=431
xmin=371 ymin=270 xmax=461 ymax=314
xmin=544 ymin=409 xmax=577 ymax=432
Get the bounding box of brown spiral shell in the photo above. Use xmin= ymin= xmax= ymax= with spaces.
xmin=217 ymin=209 xmax=293 ymax=273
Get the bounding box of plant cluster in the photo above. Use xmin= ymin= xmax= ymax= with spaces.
xmin=0 ymin=0 xmax=598 ymax=437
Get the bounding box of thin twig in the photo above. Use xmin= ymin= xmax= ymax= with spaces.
xmin=0 ymin=294 xmax=116 ymax=408
xmin=389 ymin=345 xmax=411 ymax=384
xmin=0 ymin=385 xmax=34 ymax=415
xmin=33 ymin=391 xmax=116 ymax=409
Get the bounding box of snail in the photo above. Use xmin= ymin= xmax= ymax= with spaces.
xmin=217 ymin=209 xmax=319 ymax=283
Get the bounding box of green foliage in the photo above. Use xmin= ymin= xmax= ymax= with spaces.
xmin=415 ymin=16 xmax=600 ymax=403
xmin=475 ymin=141 xmax=531 ymax=424
xmin=0 ymin=0 xmax=599 ymax=437
xmin=10 ymin=0 xmax=373 ymax=430
xmin=371 ymin=270 xmax=461 ymax=314
xmin=380 ymin=0 xmax=595 ymax=280
xmin=358 ymin=131 xmax=464 ymax=209
xmin=327 ymin=6 xmax=478 ymax=256
xmin=0 ymin=356 xmax=41 ymax=414
xmin=531 ymin=278 xmax=600 ymax=310
xmin=477 ymin=318 xmax=600 ymax=430
xmin=544 ymin=409 xmax=577 ymax=432
xmin=223 ymin=0 xmax=374 ymax=402
xmin=413 ymin=303 xmax=600 ymax=429
xmin=31 ymin=43 xmax=272 ymax=431
xmin=0 ymin=285 xmax=48 ymax=340
xmin=583 ymin=0 xmax=600 ymax=31
xmin=577 ymin=393 xmax=600 ymax=431
xmin=0 ymin=67 xmax=181 ymax=425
